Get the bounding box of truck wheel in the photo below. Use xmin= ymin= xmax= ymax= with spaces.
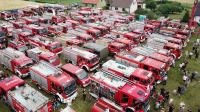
xmin=36 ymin=84 xmax=41 ymax=90
xmin=82 ymin=66 xmax=89 ymax=72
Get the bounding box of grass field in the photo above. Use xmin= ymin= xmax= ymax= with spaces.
xmin=0 ymin=0 xmax=42 ymax=10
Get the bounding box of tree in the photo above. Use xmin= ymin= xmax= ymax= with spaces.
xmin=182 ymin=10 xmax=190 ymax=23
xmin=146 ymin=1 xmax=157 ymax=10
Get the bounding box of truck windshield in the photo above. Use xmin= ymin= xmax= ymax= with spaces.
xmin=49 ymin=56 xmax=59 ymax=63
xmin=64 ymin=80 xmax=76 ymax=95
xmin=77 ymin=70 xmax=88 ymax=80
xmin=89 ymin=57 xmax=98 ymax=64
xmin=19 ymin=61 xmax=33 ymax=70
xmin=51 ymin=43 xmax=62 ymax=50
xmin=39 ymin=28 xmax=48 ymax=34
xmin=18 ymin=46 xmax=28 ymax=52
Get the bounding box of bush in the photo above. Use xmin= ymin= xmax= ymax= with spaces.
xmin=146 ymin=1 xmax=157 ymax=10
xmin=182 ymin=10 xmax=190 ymax=23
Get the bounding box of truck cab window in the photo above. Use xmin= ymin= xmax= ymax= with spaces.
xmin=122 ymin=94 xmax=129 ymax=103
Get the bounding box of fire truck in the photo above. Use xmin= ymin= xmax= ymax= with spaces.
xmin=48 ymin=25 xmax=63 ymax=35
xmin=28 ymin=35 xmax=63 ymax=54
xmin=8 ymin=40 xmax=28 ymax=53
xmin=58 ymin=22 xmax=72 ymax=33
xmin=62 ymin=47 xmax=99 ymax=71
xmin=90 ymin=70 xmax=151 ymax=112
xmin=149 ymin=33 xmax=183 ymax=47
xmin=0 ymin=76 xmax=53 ymax=112
xmin=91 ymin=98 xmax=125 ymax=112
xmin=29 ymin=61 xmax=77 ymax=103
xmin=55 ymin=33 xmax=83 ymax=46
xmin=0 ymin=23 xmax=14 ymax=37
xmin=21 ymin=17 xmax=39 ymax=25
xmin=66 ymin=20 xmax=79 ymax=29
xmin=27 ymin=47 xmax=61 ymax=67
xmin=62 ymin=64 xmax=91 ymax=87
xmin=68 ymin=30 xmax=94 ymax=42
xmin=115 ymin=51 xmax=167 ymax=81
xmin=0 ymin=11 xmax=13 ymax=20
xmin=85 ymin=23 xmax=108 ymax=35
xmin=24 ymin=24 xmax=48 ymax=36
xmin=12 ymin=29 xmax=32 ymax=44
xmin=108 ymin=42 xmax=127 ymax=54
xmin=102 ymin=60 xmax=155 ymax=87
xmin=147 ymin=38 xmax=182 ymax=59
xmin=52 ymin=15 xmax=65 ymax=24
xmin=131 ymin=47 xmax=173 ymax=69
xmin=0 ymin=31 xmax=7 ymax=45
xmin=0 ymin=48 xmax=33 ymax=77
xmin=115 ymin=37 xmax=136 ymax=50
xmin=11 ymin=20 xmax=25 ymax=29
xmin=76 ymin=25 xmax=101 ymax=38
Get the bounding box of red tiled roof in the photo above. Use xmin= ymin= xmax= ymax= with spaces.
xmin=82 ymin=0 xmax=99 ymax=4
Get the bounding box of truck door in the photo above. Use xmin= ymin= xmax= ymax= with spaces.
xmin=119 ymin=93 xmax=129 ymax=108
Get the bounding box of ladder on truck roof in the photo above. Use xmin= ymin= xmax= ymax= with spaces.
xmin=132 ymin=47 xmax=154 ymax=56
xmin=146 ymin=38 xmax=167 ymax=49
xmin=150 ymin=33 xmax=175 ymax=42
xmin=1 ymin=48 xmax=24 ymax=59
xmin=98 ymin=69 xmax=141 ymax=88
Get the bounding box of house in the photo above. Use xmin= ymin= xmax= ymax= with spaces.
xmin=194 ymin=2 xmax=200 ymax=25
xmin=105 ymin=0 xmax=143 ymax=14
xmin=82 ymin=0 xmax=106 ymax=7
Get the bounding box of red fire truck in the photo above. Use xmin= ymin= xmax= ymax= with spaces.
xmin=0 ymin=76 xmax=53 ymax=112
xmin=147 ymin=38 xmax=182 ymax=59
xmin=85 ymin=23 xmax=108 ymax=35
xmin=8 ymin=40 xmax=28 ymax=53
xmin=21 ymin=17 xmax=39 ymax=25
xmin=0 ymin=23 xmax=14 ymax=37
xmin=115 ymin=51 xmax=167 ymax=81
xmin=90 ymin=70 xmax=151 ymax=112
xmin=102 ymin=60 xmax=155 ymax=87
xmin=62 ymin=64 xmax=91 ymax=87
xmin=0 ymin=48 xmax=33 ymax=77
xmin=62 ymin=47 xmax=99 ymax=71
xmin=27 ymin=47 xmax=61 ymax=67
xmin=11 ymin=20 xmax=25 ymax=29
xmin=12 ymin=29 xmax=32 ymax=44
xmin=76 ymin=25 xmax=101 ymax=38
xmin=131 ymin=47 xmax=173 ymax=69
xmin=28 ymin=35 xmax=63 ymax=54
xmin=115 ymin=37 xmax=136 ymax=50
xmin=66 ymin=20 xmax=79 ymax=29
xmin=48 ymin=25 xmax=63 ymax=35
xmin=108 ymin=42 xmax=127 ymax=54
xmin=30 ymin=61 xmax=77 ymax=103
xmin=91 ymin=98 xmax=125 ymax=112
xmin=55 ymin=33 xmax=83 ymax=46
xmin=68 ymin=30 xmax=94 ymax=42
xmin=24 ymin=24 xmax=48 ymax=36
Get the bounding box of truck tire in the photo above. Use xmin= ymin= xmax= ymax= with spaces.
xmin=36 ymin=84 xmax=41 ymax=90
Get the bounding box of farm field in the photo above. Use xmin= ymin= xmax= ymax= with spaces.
xmin=0 ymin=0 xmax=200 ymax=112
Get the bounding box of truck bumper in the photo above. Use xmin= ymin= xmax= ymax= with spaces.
xmin=90 ymin=64 xmax=99 ymax=71
xmin=62 ymin=92 xmax=78 ymax=104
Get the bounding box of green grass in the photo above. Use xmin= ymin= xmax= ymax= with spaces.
xmin=28 ymin=0 xmax=81 ymax=4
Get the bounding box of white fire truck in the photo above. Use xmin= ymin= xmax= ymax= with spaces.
xmin=0 ymin=48 xmax=33 ymax=77
xmin=27 ymin=47 xmax=61 ymax=67
xmin=62 ymin=47 xmax=99 ymax=71
xmin=29 ymin=61 xmax=77 ymax=103
xmin=0 ymin=76 xmax=53 ymax=112
xmin=90 ymin=70 xmax=151 ymax=112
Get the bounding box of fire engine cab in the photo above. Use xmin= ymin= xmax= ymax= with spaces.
xmin=30 ymin=61 xmax=77 ymax=103
xmin=0 ymin=48 xmax=33 ymax=77
xmin=24 ymin=24 xmax=48 ymax=36
xmin=63 ymin=47 xmax=99 ymax=71
xmin=90 ymin=70 xmax=151 ymax=112
xmin=0 ymin=76 xmax=53 ymax=112
xmin=27 ymin=47 xmax=61 ymax=67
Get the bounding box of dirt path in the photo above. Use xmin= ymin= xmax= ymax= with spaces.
xmin=0 ymin=0 xmax=43 ymax=10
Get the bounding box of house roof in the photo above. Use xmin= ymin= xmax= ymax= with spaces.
xmin=137 ymin=0 xmax=144 ymax=4
xmin=82 ymin=0 xmax=99 ymax=4
xmin=195 ymin=3 xmax=200 ymax=16
xmin=108 ymin=0 xmax=134 ymax=8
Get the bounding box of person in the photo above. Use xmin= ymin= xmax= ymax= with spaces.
xmin=191 ymin=71 xmax=198 ymax=81
xmin=188 ymin=51 xmax=193 ymax=59
xmin=161 ymin=108 xmax=165 ymax=112
xmin=165 ymin=91 xmax=170 ymax=102
xmin=177 ymin=86 xmax=182 ymax=96
xmin=83 ymin=88 xmax=86 ymax=101
xmin=187 ymin=108 xmax=192 ymax=112
xmin=195 ymin=49 xmax=199 ymax=59
xmin=183 ymin=74 xmax=188 ymax=84
xmin=179 ymin=102 xmax=185 ymax=112
xmin=160 ymin=88 xmax=166 ymax=97
xmin=168 ymin=104 xmax=175 ymax=112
